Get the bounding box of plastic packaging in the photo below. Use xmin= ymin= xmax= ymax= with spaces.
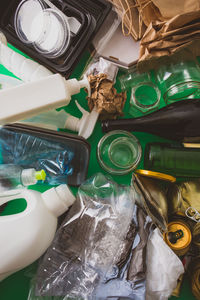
xmin=0 ymin=164 xmax=46 ymax=193
xmin=0 ymin=125 xmax=90 ymax=186
xmin=144 ymin=143 xmax=200 ymax=177
xmin=0 ymin=185 xmax=75 ymax=281
xmin=0 ymin=32 xmax=53 ymax=82
xmin=14 ymin=0 xmax=73 ymax=58
xmin=0 ymin=72 xmax=90 ymax=125
xmin=0 ymin=0 xmax=111 ymax=76
xmin=0 ymin=32 xmax=90 ymax=124
xmin=35 ymin=173 xmax=136 ymax=298
xmin=146 ymin=228 xmax=184 ymax=300
xmin=0 ymin=74 xmax=22 ymax=89
xmin=101 ymin=99 xmax=200 ymax=141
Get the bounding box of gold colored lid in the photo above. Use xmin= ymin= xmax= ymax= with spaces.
xmin=135 ymin=169 xmax=176 ymax=183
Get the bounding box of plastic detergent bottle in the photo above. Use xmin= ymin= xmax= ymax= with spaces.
xmin=0 ymin=32 xmax=91 ymax=125
xmin=0 ymin=164 xmax=46 ymax=192
xmin=0 ymin=184 xmax=76 ymax=281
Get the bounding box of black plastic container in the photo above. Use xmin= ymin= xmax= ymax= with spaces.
xmin=0 ymin=0 xmax=111 ymax=77
xmin=0 ymin=123 xmax=91 ymax=186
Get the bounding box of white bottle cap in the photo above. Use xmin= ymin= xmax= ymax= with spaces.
xmin=78 ymin=108 xmax=99 ymax=139
xmin=21 ymin=168 xmax=46 ymax=186
xmin=21 ymin=168 xmax=37 ymax=186
xmin=42 ymin=184 xmax=76 ymax=217
xmin=64 ymin=102 xmax=99 ymax=139
xmin=65 ymin=75 xmax=91 ymax=97
xmin=65 ymin=115 xmax=80 ymax=132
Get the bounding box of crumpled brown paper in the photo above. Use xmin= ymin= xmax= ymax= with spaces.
xmin=109 ymin=0 xmax=200 ymax=71
xmin=138 ymin=10 xmax=200 ymax=71
xmin=87 ymin=74 xmax=126 ymax=120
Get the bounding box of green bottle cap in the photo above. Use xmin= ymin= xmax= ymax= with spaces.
xmin=35 ymin=169 xmax=46 ymax=181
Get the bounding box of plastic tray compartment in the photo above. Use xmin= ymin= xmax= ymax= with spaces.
xmin=0 ymin=123 xmax=91 ymax=186
xmin=0 ymin=0 xmax=111 ymax=77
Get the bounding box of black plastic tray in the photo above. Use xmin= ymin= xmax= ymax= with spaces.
xmin=0 ymin=0 xmax=111 ymax=78
xmin=1 ymin=123 xmax=91 ymax=186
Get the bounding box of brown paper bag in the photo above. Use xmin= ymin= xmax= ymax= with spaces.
xmin=152 ymin=0 xmax=200 ymax=19
xmin=138 ymin=10 xmax=200 ymax=71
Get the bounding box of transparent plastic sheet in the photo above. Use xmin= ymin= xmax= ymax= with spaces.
xmin=32 ymin=173 xmax=152 ymax=300
xmin=0 ymin=128 xmax=74 ymax=185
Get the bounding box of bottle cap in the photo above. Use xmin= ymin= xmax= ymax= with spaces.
xmin=42 ymin=184 xmax=76 ymax=217
xmin=21 ymin=168 xmax=38 ymax=186
xmin=35 ymin=169 xmax=46 ymax=181
xmin=135 ymin=169 xmax=176 ymax=182
xmin=65 ymin=75 xmax=91 ymax=98
xmin=78 ymin=107 xmax=99 ymax=139
xmin=64 ymin=101 xmax=98 ymax=139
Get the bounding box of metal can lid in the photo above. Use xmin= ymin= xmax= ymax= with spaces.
xmin=135 ymin=169 xmax=176 ymax=182
xmin=164 ymin=221 xmax=192 ymax=251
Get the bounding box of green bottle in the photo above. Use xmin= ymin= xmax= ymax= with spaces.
xmin=144 ymin=143 xmax=200 ymax=177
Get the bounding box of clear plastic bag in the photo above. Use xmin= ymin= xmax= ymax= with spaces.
xmin=0 ymin=128 xmax=74 ymax=185
xmin=35 ymin=173 xmax=136 ymax=299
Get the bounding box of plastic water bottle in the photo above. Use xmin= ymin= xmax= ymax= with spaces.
xmin=0 ymin=164 xmax=46 ymax=193
xmin=0 ymin=184 xmax=76 ymax=281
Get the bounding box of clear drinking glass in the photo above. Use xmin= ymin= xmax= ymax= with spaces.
xmin=97 ymin=130 xmax=142 ymax=175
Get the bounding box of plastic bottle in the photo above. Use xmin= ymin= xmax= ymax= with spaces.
xmin=0 ymin=184 xmax=76 ymax=281
xmin=22 ymin=102 xmax=99 ymax=139
xmin=144 ymin=143 xmax=200 ymax=177
xmin=0 ymin=32 xmax=91 ymax=125
xmin=101 ymin=99 xmax=200 ymax=141
xmin=0 ymin=32 xmax=52 ymax=82
xmin=0 ymin=164 xmax=46 ymax=192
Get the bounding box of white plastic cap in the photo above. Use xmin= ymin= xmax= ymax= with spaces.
xmin=64 ymin=104 xmax=99 ymax=139
xmin=65 ymin=75 xmax=91 ymax=97
xmin=21 ymin=168 xmax=37 ymax=186
xmin=78 ymin=108 xmax=99 ymax=139
xmin=65 ymin=115 xmax=80 ymax=132
xmin=42 ymin=184 xmax=76 ymax=217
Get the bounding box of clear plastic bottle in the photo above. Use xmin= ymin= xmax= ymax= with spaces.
xmin=0 ymin=164 xmax=46 ymax=192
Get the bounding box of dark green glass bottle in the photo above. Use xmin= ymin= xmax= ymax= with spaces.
xmin=144 ymin=143 xmax=200 ymax=177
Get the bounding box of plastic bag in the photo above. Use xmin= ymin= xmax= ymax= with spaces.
xmin=35 ymin=173 xmax=137 ymax=299
xmin=0 ymin=127 xmax=74 ymax=185
xmin=146 ymin=228 xmax=184 ymax=300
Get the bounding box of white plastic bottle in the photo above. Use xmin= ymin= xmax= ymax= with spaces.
xmin=22 ymin=102 xmax=99 ymax=139
xmin=0 ymin=164 xmax=46 ymax=192
xmin=0 ymin=32 xmax=91 ymax=125
xmin=0 ymin=184 xmax=76 ymax=281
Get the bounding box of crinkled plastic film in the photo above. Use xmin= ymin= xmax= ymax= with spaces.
xmin=30 ymin=173 xmax=153 ymax=300
xmin=0 ymin=128 xmax=74 ymax=185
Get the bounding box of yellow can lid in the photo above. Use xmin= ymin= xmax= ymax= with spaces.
xmin=135 ymin=169 xmax=176 ymax=183
xmin=164 ymin=221 xmax=192 ymax=251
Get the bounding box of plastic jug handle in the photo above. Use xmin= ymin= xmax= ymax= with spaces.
xmin=0 ymin=189 xmax=24 ymax=207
